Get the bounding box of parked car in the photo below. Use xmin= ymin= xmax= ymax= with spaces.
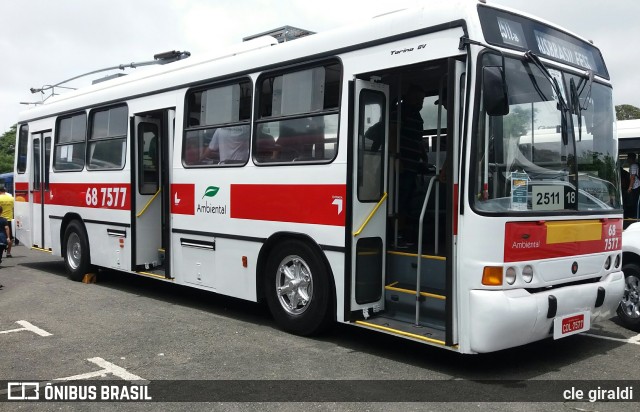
xmin=620 ymin=222 xmax=640 ymax=330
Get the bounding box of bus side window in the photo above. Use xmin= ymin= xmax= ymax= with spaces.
xmin=183 ymin=81 xmax=251 ymax=167
xmin=255 ymin=61 xmax=341 ymax=165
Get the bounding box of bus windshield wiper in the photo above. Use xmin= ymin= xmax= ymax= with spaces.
xmin=524 ymin=51 xmax=570 ymax=112
xmin=524 ymin=50 xmax=572 ymax=145
xmin=570 ymin=69 xmax=594 ymax=141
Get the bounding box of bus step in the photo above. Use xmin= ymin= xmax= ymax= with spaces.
xmin=386 ymin=252 xmax=446 ymax=291
xmin=384 ymin=283 xmax=446 ymax=329
xmin=354 ymin=316 xmax=447 ymax=346
xmin=136 ymin=268 xmax=171 ymax=281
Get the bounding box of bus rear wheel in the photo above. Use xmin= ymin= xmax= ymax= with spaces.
xmin=264 ymin=240 xmax=333 ymax=336
xmin=63 ymin=221 xmax=92 ymax=282
xmin=618 ymin=262 xmax=640 ymax=331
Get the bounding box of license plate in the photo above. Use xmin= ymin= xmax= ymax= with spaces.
xmin=553 ymin=311 xmax=590 ymax=339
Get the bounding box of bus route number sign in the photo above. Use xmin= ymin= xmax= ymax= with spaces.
xmin=85 ymin=186 xmax=128 ymax=209
xmin=532 ymin=186 xmax=576 ymax=211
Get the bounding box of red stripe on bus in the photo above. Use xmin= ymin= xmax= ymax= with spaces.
xmin=171 ymin=184 xmax=195 ymax=215
xmin=31 ymin=183 xmax=132 ymax=210
xmin=230 ymin=184 xmax=346 ymax=226
xmin=15 ymin=182 xmax=29 ymax=191
xmin=504 ymin=219 xmax=621 ymax=262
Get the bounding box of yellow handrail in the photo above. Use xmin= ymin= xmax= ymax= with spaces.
xmin=353 ymin=192 xmax=387 ymax=237
xmin=136 ymin=189 xmax=161 ymax=218
xmin=385 ymin=282 xmax=446 ymax=301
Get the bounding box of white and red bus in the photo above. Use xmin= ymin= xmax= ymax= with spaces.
xmin=14 ymin=0 xmax=624 ymax=353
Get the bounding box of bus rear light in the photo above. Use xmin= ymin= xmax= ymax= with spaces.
xmin=482 ymin=266 xmax=503 ymax=286
xmin=242 ymin=256 xmax=248 ymax=268
xmin=615 ymin=254 xmax=621 ymax=268
xmin=522 ymin=265 xmax=533 ymax=283
xmin=505 ymin=267 xmax=516 ymax=285
xmin=604 ymin=256 xmax=611 ymax=270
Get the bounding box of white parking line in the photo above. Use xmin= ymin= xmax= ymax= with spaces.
xmin=0 ymin=320 xmax=52 ymax=337
xmin=52 ymin=357 xmax=145 ymax=382
xmin=0 ymin=357 xmax=146 ymax=396
xmin=582 ymin=332 xmax=640 ymax=345
xmin=85 ymin=357 xmax=145 ymax=381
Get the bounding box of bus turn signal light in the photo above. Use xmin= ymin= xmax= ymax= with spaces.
xmin=482 ymin=266 xmax=503 ymax=286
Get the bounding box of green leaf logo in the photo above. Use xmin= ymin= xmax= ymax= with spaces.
xmin=202 ymin=186 xmax=220 ymax=199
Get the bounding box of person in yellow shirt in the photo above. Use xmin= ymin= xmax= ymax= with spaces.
xmin=0 ymin=206 xmax=10 ymax=265
xmin=0 ymin=185 xmax=14 ymax=257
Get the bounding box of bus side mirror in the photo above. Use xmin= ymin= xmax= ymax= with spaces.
xmin=483 ymin=66 xmax=509 ymax=116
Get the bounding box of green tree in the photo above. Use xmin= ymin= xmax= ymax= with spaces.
xmin=0 ymin=125 xmax=16 ymax=173
xmin=616 ymin=104 xmax=640 ymax=120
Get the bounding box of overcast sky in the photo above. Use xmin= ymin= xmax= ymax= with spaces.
xmin=1 ymin=0 xmax=638 ymax=134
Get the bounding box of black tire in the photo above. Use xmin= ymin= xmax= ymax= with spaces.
xmin=264 ymin=240 xmax=334 ymax=336
xmin=617 ymin=262 xmax=640 ymax=331
xmin=63 ymin=220 xmax=92 ymax=282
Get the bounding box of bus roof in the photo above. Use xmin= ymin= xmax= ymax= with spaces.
xmin=17 ymin=0 xmax=603 ymax=125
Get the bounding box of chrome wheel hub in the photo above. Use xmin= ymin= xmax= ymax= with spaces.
xmin=66 ymin=232 xmax=82 ymax=270
xmin=275 ymin=255 xmax=313 ymax=315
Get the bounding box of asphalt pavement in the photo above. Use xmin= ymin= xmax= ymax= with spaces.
xmin=0 ymin=245 xmax=638 ymax=411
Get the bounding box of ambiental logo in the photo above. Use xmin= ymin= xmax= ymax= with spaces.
xmin=202 ymin=186 xmax=220 ymax=199
xmin=197 ymin=185 xmax=226 ymax=215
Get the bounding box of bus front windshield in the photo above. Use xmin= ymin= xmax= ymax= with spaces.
xmin=473 ymin=53 xmax=621 ymax=214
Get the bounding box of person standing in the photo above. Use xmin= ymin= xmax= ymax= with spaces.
xmin=0 ymin=205 xmax=11 ymax=264
xmin=0 ymin=186 xmax=14 ymax=257
xmin=628 ymin=153 xmax=640 ymax=219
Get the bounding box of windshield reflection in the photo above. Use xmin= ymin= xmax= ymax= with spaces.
xmin=473 ymin=53 xmax=620 ymax=214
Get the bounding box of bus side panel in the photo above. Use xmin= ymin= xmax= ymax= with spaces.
xmin=215 ymin=238 xmax=261 ymax=301
xmin=14 ymin=194 xmax=30 ymax=249
xmin=49 ymin=217 xmax=62 ymax=256
xmin=84 ymin=222 xmax=131 ymax=271
xmin=171 ymin=232 xmax=218 ymax=290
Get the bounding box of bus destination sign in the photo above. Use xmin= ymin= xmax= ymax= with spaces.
xmin=534 ymin=30 xmax=596 ymax=71
xmin=497 ymin=17 xmax=527 ymax=48
xmin=478 ymin=5 xmax=608 ymax=78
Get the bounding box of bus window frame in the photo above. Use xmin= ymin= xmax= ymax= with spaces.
xmin=53 ymin=111 xmax=87 ymax=172
xmin=86 ymin=104 xmax=128 ymax=171
xmin=253 ymin=58 xmax=343 ymax=166
xmin=16 ymin=124 xmax=29 ymax=174
xmin=182 ymin=77 xmax=253 ymax=169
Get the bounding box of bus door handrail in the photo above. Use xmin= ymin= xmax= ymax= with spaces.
xmin=353 ymin=192 xmax=388 ymax=237
xmin=136 ymin=189 xmax=161 ymax=218
xmin=416 ymin=176 xmax=437 ymax=326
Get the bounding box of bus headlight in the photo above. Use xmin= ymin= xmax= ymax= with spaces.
xmin=505 ymin=267 xmax=516 ymax=285
xmin=522 ymin=265 xmax=533 ymax=283
xmin=604 ymin=256 xmax=611 ymax=270
xmin=615 ymin=254 xmax=621 ymax=269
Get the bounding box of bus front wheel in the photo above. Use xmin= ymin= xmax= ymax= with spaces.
xmin=264 ymin=240 xmax=333 ymax=336
xmin=63 ymin=221 xmax=92 ymax=282
xmin=617 ymin=262 xmax=640 ymax=331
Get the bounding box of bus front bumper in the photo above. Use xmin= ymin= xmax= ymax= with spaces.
xmin=468 ymin=271 xmax=625 ymax=353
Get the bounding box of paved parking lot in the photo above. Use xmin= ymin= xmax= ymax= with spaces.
xmin=1 ymin=245 xmax=639 ymax=411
